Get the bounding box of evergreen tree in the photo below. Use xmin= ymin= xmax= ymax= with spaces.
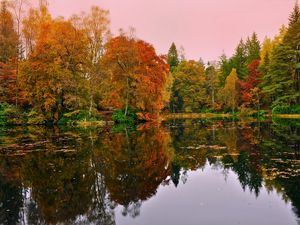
xmin=167 ymin=42 xmax=179 ymax=72
xmin=246 ymin=32 xmax=261 ymax=63
xmin=218 ymin=53 xmax=232 ymax=87
xmin=231 ymin=39 xmax=247 ymax=79
xmin=262 ymin=44 xmax=295 ymax=106
xmin=289 ymin=0 xmax=300 ymax=27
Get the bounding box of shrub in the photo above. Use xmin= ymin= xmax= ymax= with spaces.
xmin=0 ymin=103 xmax=24 ymax=125
xmin=251 ymin=110 xmax=266 ymax=118
xmin=272 ymin=105 xmax=300 ymax=115
xmin=27 ymin=110 xmax=46 ymax=125
xmin=58 ymin=110 xmax=101 ymax=125
xmin=112 ymin=108 xmax=137 ymax=124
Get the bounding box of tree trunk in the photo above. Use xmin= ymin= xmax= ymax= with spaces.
xmin=125 ymin=77 xmax=129 ymax=116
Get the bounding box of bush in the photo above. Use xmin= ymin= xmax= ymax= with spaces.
xmin=251 ymin=110 xmax=266 ymax=118
xmin=272 ymin=105 xmax=300 ymax=115
xmin=58 ymin=110 xmax=101 ymax=125
xmin=27 ymin=110 xmax=46 ymax=125
xmin=239 ymin=105 xmax=255 ymax=117
xmin=112 ymin=108 xmax=137 ymax=124
xmin=0 ymin=103 xmax=24 ymax=125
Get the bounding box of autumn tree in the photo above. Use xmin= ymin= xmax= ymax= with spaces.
xmin=167 ymin=42 xmax=179 ymax=72
xmin=101 ymin=34 xmax=169 ymax=115
xmin=219 ymin=68 xmax=240 ymax=113
xmin=0 ymin=0 xmax=18 ymax=63
xmin=70 ymin=6 xmax=111 ymax=114
xmin=22 ymin=1 xmax=52 ymax=55
xmin=0 ymin=0 xmax=18 ymax=104
xmin=170 ymin=60 xmax=206 ymax=112
xmin=20 ymin=19 xmax=90 ymax=123
xmin=239 ymin=60 xmax=263 ymax=108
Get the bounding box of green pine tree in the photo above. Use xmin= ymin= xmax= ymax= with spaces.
xmin=246 ymin=32 xmax=261 ymax=63
xmin=231 ymin=39 xmax=248 ymax=80
xmin=289 ymin=0 xmax=300 ymax=27
xmin=167 ymin=42 xmax=179 ymax=72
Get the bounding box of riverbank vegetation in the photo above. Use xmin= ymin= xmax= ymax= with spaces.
xmin=0 ymin=0 xmax=299 ymax=126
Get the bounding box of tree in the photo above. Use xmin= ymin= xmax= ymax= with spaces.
xmin=219 ymin=68 xmax=240 ymax=113
xmin=262 ymin=10 xmax=300 ymax=107
xmin=170 ymin=60 xmax=206 ymax=112
xmin=205 ymin=62 xmax=219 ymax=107
xmin=22 ymin=2 xmax=52 ymax=55
xmin=289 ymin=0 xmax=300 ymax=27
xmin=20 ymin=19 xmax=90 ymax=123
xmin=239 ymin=60 xmax=263 ymax=107
xmin=167 ymin=42 xmax=179 ymax=72
xmin=218 ymin=53 xmax=232 ymax=87
xmin=0 ymin=0 xmax=19 ymax=104
xmin=231 ymin=39 xmax=248 ymax=79
xmin=101 ymin=34 xmax=169 ymax=115
xmin=260 ymin=37 xmax=273 ymax=62
xmin=71 ymin=6 xmax=111 ymax=114
xmin=0 ymin=0 xmax=18 ymax=63
xmin=8 ymin=0 xmax=29 ymax=106
xmin=245 ymin=32 xmax=260 ymax=63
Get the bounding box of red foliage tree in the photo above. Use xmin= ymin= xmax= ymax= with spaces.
xmin=239 ymin=60 xmax=262 ymax=104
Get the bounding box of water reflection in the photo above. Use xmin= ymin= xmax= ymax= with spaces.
xmin=0 ymin=119 xmax=299 ymax=224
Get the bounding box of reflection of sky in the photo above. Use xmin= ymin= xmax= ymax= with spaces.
xmin=46 ymin=0 xmax=294 ymax=62
xmin=115 ymin=162 xmax=298 ymax=225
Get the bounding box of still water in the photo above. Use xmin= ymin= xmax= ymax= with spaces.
xmin=0 ymin=118 xmax=299 ymax=225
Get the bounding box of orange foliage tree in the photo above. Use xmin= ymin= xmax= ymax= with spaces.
xmin=101 ymin=35 xmax=170 ymax=116
xmin=20 ymin=19 xmax=89 ymax=123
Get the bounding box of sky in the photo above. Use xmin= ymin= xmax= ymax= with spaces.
xmin=44 ymin=0 xmax=294 ymax=62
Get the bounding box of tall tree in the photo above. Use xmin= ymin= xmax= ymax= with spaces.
xmin=218 ymin=53 xmax=232 ymax=87
xmin=20 ymin=19 xmax=90 ymax=123
xmin=289 ymin=0 xmax=300 ymax=27
xmin=0 ymin=0 xmax=18 ymax=104
xmin=219 ymin=68 xmax=240 ymax=113
xmin=170 ymin=60 xmax=206 ymax=112
xmin=9 ymin=0 xmax=29 ymax=106
xmin=71 ymin=6 xmax=111 ymax=114
xmin=22 ymin=2 xmax=52 ymax=55
xmin=206 ymin=62 xmax=219 ymax=107
xmin=262 ymin=6 xmax=300 ymax=107
xmin=167 ymin=42 xmax=179 ymax=72
xmin=101 ymin=34 xmax=169 ymax=115
xmin=239 ymin=60 xmax=263 ymax=105
xmin=0 ymin=0 xmax=18 ymax=63
xmin=245 ymin=32 xmax=261 ymax=63
xmin=231 ymin=39 xmax=247 ymax=79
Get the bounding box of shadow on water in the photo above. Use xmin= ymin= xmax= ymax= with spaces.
xmin=0 ymin=118 xmax=299 ymax=224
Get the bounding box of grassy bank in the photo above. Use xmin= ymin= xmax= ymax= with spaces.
xmin=161 ymin=113 xmax=232 ymax=120
xmin=273 ymin=114 xmax=300 ymax=119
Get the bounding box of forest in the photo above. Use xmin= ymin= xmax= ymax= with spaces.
xmin=0 ymin=0 xmax=300 ymax=125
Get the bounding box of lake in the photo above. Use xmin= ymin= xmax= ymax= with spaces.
xmin=0 ymin=118 xmax=299 ymax=225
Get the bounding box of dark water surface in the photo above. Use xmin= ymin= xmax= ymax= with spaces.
xmin=0 ymin=119 xmax=299 ymax=225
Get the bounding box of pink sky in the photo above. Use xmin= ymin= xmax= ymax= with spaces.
xmin=46 ymin=0 xmax=294 ymax=62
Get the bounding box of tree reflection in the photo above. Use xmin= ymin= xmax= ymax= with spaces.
xmin=97 ymin=124 xmax=173 ymax=217
xmin=0 ymin=119 xmax=299 ymax=223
